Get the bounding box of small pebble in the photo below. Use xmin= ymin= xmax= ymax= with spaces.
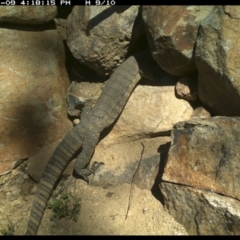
xmin=15 ymin=175 xmax=24 ymax=185
xmin=23 ymin=174 xmax=29 ymax=180
xmin=143 ymin=207 xmax=148 ymax=214
xmin=73 ymin=119 xmax=80 ymax=125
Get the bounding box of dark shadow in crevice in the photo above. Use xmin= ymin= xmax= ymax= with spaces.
xmin=67 ymin=57 xmax=107 ymax=83
xmin=63 ymin=39 xmax=75 ymax=75
xmin=151 ymin=141 xmax=171 ymax=205
xmin=125 ymin=6 xmax=149 ymax=57
xmin=0 ymin=20 xmax=56 ymax=31
xmin=57 ymin=6 xmax=74 ymax=19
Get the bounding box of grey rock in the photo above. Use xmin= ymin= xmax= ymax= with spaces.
xmin=15 ymin=175 xmax=25 ymax=185
xmin=195 ymin=6 xmax=240 ymax=116
xmin=161 ymin=183 xmax=240 ymax=235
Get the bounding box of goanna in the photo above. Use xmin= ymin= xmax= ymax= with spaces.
xmin=25 ymin=49 xmax=161 ymax=235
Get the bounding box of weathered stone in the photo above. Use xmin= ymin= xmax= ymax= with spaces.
xmin=67 ymin=6 xmax=146 ymax=76
xmin=142 ymin=6 xmax=217 ymax=76
xmin=91 ymin=137 xmax=170 ymax=190
xmin=99 ymin=84 xmax=194 ymax=146
xmin=175 ymin=76 xmax=198 ymax=101
xmin=67 ymin=81 xmax=105 ymax=116
xmin=190 ymin=106 xmax=211 ymax=119
xmin=0 ymin=24 xmax=72 ymax=175
xmin=0 ymin=6 xmax=57 ymax=25
xmin=195 ymin=6 xmax=240 ymax=116
xmin=28 ymin=141 xmax=60 ymax=183
xmin=161 ymin=183 xmax=240 ymax=235
xmin=163 ymin=117 xmax=240 ymax=200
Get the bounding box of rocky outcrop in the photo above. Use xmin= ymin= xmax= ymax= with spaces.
xmin=195 ymin=6 xmax=240 ymax=116
xmin=142 ymin=6 xmax=217 ymax=76
xmin=0 ymin=6 xmax=57 ymax=25
xmin=0 ymin=24 xmax=71 ymax=175
xmin=66 ymin=6 xmax=146 ymax=76
xmin=2 ymin=5 xmax=240 ymax=235
xmin=161 ymin=117 xmax=240 ymax=234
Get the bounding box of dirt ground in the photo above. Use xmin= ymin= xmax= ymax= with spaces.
xmin=0 ymin=161 xmax=188 ymax=235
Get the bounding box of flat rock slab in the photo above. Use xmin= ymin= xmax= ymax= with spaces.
xmin=91 ymin=136 xmax=171 ymax=190
xmin=99 ymin=85 xmax=194 ymax=147
xmin=163 ymin=117 xmax=240 ymax=201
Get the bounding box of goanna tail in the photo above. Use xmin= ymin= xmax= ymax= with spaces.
xmin=25 ymin=126 xmax=83 ymax=235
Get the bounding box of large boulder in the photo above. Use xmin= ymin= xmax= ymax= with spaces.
xmin=0 ymin=24 xmax=71 ymax=175
xmin=163 ymin=117 xmax=240 ymax=200
xmin=142 ymin=6 xmax=217 ymax=76
xmin=0 ymin=6 xmax=57 ymax=25
xmin=161 ymin=117 xmax=240 ymax=234
xmin=66 ymin=6 xmax=146 ymax=76
xmin=195 ymin=6 xmax=240 ymax=116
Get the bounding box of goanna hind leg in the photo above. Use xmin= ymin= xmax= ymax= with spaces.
xmin=74 ymin=130 xmax=104 ymax=182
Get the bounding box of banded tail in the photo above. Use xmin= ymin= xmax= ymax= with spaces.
xmin=25 ymin=127 xmax=83 ymax=235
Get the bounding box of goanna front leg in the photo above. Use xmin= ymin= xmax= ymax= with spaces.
xmin=74 ymin=130 xmax=104 ymax=182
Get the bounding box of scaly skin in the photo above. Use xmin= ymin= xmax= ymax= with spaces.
xmin=25 ymin=49 xmax=158 ymax=235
